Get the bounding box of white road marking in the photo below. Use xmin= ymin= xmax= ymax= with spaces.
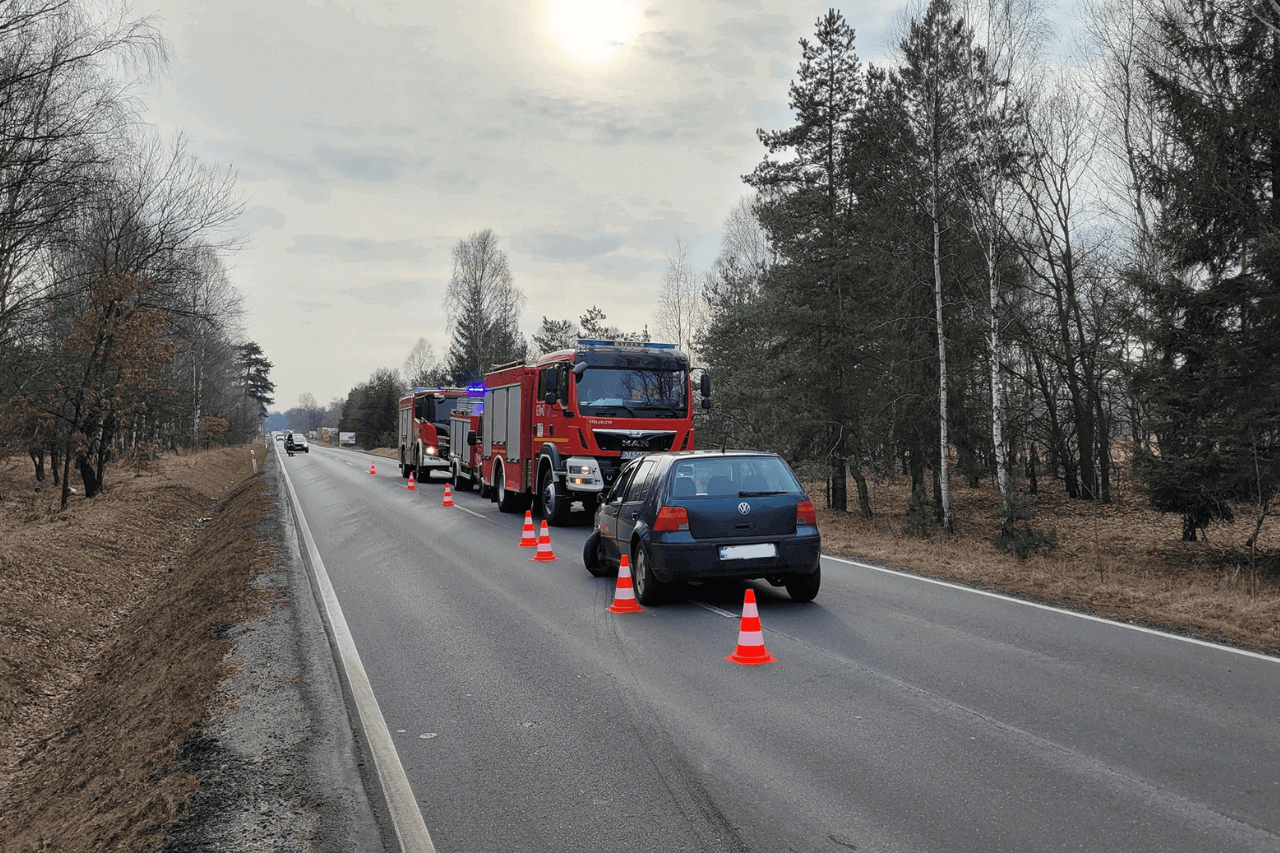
xmin=823 ymin=553 xmax=1278 ymax=663
xmin=276 ymin=444 xmax=437 ymax=852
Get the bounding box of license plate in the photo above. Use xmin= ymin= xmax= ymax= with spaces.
xmin=619 ymin=450 xmax=645 ymax=459
xmin=719 ymin=543 xmax=777 ymax=560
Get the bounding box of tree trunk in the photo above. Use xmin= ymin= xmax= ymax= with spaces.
xmin=851 ymin=468 xmax=873 ymax=520
xmin=932 ymin=205 xmax=953 ymax=533
xmin=988 ymin=248 xmax=1008 ymax=498
xmin=829 ymin=458 xmax=848 ymax=512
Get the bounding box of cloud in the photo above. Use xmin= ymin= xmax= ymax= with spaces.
xmin=517 ymin=231 xmax=626 ymax=262
xmin=314 ymin=144 xmax=429 ymax=183
xmin=717 ymin=13 xmax=794 ymax=52
xmin=301 ymin=118 xmax=418 ymax=137
xmin=238 ymin=205 xmax=287 ymax=233
xmin=287 ymin=235 xmax=432 ymax=263
xmin=336 ymin=279 xmax=427 ymax=308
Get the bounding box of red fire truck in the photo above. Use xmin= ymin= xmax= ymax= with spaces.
xmin=397 ymin=387 xmax=479 ymax=481
xmin=458 ymin=339 xmax=709 ymax=525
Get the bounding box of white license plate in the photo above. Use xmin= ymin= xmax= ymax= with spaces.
xmin=719 ymin=543 xmax=777 ymax=560
xmin=619 ymin=450 xmax=645 ymax=459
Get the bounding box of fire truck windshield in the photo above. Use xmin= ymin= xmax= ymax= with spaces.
xmin=576 ymin=367 xmax=688 ymax=417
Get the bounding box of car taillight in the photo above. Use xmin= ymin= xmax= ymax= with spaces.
xmin=797 ymin=500 xmax=816 ymax=526
xmin=653 ymin=505 xmax=689 ymax=532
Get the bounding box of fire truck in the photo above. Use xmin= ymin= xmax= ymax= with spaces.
xmin=459 ymin=339 xmax=709 ymax=525
xmin=397 ymin=387 xmax=478 ymax=481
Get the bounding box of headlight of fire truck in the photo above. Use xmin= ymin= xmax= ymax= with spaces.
xmin=565 ymin=457 xmax=603 ymax=491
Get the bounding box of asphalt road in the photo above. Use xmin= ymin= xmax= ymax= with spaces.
xmin=279 ymin=443 xmax=1280 ymax=853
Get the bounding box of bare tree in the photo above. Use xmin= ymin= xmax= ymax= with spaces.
xmin=955 ymin=0 xmax=1048 ymax=498
xmin=403 ymin=336 xmax=447 ymax=388
xmin=654 ymin=235 xmax=706 ymax=356
xmin=1010 ymin=72 xmax=1119 ymax=502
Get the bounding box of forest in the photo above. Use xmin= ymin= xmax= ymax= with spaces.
xmin=0 ymin=1 xmax=265 ymax=508
xmin=693 ymin=0 xmax=1280 ymax=549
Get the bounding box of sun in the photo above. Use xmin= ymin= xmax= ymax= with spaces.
xmin=546 ymin=0 xmax=644 ymax=65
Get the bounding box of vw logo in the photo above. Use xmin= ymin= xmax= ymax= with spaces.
xmin=738 ymin=502 xmax=751 ymax=515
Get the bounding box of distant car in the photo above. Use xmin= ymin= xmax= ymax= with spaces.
xmin=274 ymin=432 xmax=285 ymax=441
xmin=285 ymin=433 xmax=309 ymax=453
xmin=583 ymin=450 xmax=821 ymax=604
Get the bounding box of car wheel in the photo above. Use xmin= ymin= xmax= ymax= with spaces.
xmin=631 ymin=544 xmax=664 ymax=606
xmin=583 ymin=529 xmax=610 ymax=577
xmin=539 ymin=466 xmax=571 ymax=527
xmin=784 ymin=564 xmax=821 ymax=603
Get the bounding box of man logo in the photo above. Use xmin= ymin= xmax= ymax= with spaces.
xmin=738 ymin=502 xmax=751 ymax=515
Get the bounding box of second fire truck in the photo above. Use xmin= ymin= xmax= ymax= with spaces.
xmin=448 ymin=339 xmax=709 ymax=525
xmin=397 ymin=386 xmax=478 ymax=481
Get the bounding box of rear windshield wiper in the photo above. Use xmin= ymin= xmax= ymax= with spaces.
xmin=739 ymin=490 xmax=787 ymax=497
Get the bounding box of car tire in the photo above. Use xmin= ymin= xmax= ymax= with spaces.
xmin=583 ymin=529 xmax=610 ymax=577
xmin=631 ymin=544 xmax=664 ymax=606
xmin=784 ymin=564 xmax=821 ymax=603
xmin=539 ymin=465 xmax=571 ymax=527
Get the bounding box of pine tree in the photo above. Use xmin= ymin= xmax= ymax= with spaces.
xmin=1134 ymin=0 xmax=1280 ymax=541
xmin=746 ymin=9 xmax=875 ymax=514
xmin=444 ymin=229 xmax=526 ymax=382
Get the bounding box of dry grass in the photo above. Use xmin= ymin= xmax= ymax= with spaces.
xmin=814 ymin=467 xmax=1280 ymax=654
xmin=0 ymin=444 xmax=273 ymax=852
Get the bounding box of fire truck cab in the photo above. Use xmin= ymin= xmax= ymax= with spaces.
xmin=480 ymin=340 xmax=705 ymax=525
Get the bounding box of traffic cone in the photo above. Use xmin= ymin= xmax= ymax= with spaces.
xmin=406 ymin=471 xmax=416 ymax=491
xmin=531 ymin=520 xmax=557 ymax=562
xmin=725 ymin=589 xmax=777 ymax=665
xmin=442 ymin=483 xmax=454 ymax=507
xmin=607 ymin=554 xmax=643 ymax=613
xmin=369 ymin=461 xmax=376 ymax=475
xmin=518 ymin=511 xmax=537 ymax=547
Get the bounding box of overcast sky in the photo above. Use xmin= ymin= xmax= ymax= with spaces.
xmin=133 ymin=0 xmax=997 ymax=413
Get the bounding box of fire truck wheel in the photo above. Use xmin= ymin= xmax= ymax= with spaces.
xmin=451 ymin=464 xmax=472 ymax=492
xmin=583 ymin=529 xmax=609 ymax=577
xmin=539 ymin=466 xmax=571 ymax=527
xmin=496 ymin=464 xmax=524 ymax=513
xmin=399 ymin=449 xmax=411 ymax=479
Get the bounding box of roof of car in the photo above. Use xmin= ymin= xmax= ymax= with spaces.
xmin=656 ymin=449 xmax=776 ymax=460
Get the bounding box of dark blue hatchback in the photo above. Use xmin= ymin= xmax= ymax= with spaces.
xmin=583 ymin=450 xmax=822 ymax=604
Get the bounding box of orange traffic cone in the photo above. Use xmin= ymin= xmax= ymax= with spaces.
xmin=725 ymin=589 xmax=777 ymax=665
xmin=519 ymin=511 xmax=538 ymax=547
xmin=531 ymin=520 xmax=557 ymax=562
xmin=369 ymin=461 xmax=376 ymax=475
xmin=442 ymin=483 xmax=454 ymax=507
xmin=406 ymin=471 xmax=416 ymax=491
xmin=607 ymin=554 xmax=644 ymax=613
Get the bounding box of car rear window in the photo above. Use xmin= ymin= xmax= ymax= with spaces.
xmin=668 ymin=456 xmax=801 ymax=498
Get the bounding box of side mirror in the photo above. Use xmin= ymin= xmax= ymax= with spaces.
xmin=572 ymin=361 xmax=588 ymax=383
xmin=701 ymin=397 xmax=711 ymax=410
xmin=700 ymin=372 xmax=711 ymax=398
xmin=467 ymin=430 xmax=477 ymax=446
xmin=543 ymin=392 xmax=558 ymax=406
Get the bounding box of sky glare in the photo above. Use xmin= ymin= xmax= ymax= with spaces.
xmin=136 ymin=0 xmax=920 ymax=412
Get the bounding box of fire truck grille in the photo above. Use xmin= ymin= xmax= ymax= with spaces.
xmin=593 ymin=431 xmax=677 ymax=453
